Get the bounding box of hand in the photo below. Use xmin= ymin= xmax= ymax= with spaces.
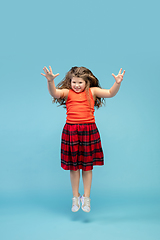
xmin=112 ymin=68 xmax=125 ymax=84
xmin=41 ymin=66 xmax=59 ymax=82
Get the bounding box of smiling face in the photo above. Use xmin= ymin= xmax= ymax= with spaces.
xmin=71 ymin=77 xmax=86 ymax=93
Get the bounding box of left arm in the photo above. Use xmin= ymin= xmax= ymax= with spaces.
xmin=91 ymin=68 xmax=125 ymax=98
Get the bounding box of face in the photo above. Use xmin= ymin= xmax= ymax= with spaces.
xmin=71 ymin=77 xmax=86 ymax=93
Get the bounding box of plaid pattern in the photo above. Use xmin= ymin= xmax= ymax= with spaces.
xmin=61 ymin=123 xmax=104 ymax=171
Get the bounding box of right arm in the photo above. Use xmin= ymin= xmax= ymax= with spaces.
xmin=41 ymin=66 xmax=69 ymax=99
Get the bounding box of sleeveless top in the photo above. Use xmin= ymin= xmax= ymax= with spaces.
xmin=66 ymin=89 xmax=95 ymax=124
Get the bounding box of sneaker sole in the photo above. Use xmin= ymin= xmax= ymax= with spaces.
xmin=81 ymin=207 xmax=90 ymax=213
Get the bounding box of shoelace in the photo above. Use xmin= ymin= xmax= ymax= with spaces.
xmin=72 ymin=197 xmax=79 ymax=206
xmin=83 ymin=197 xmax=90 ymax=207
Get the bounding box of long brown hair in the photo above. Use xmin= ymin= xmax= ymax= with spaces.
xmin=53 ymin=66 xmax=105 ymax=109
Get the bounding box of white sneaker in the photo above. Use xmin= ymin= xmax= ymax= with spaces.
xmin=71 ymin=195 xmax=81 ymax=212
xmin=81 ymin=195 xmax=91 ymax=212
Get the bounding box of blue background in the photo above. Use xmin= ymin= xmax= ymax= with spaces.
xmin=0 ymin=0 xmax=160 ymax=239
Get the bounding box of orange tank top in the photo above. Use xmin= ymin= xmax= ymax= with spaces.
xmin=66 ymin=89 xmax=95 ymax=124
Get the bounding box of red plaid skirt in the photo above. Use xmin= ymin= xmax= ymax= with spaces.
xmin=61 ymin=123 xmax=104 ymax=171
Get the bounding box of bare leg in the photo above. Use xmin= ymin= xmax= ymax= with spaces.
xmin=82 ymin=170 xmax=92 ymax=197
xmin=70 ymin=170 xmax=80 ymax=197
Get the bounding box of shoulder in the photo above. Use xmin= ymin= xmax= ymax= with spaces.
xmin=62 ymin=88 xmax=70 ymax=95
xmin=90 ymin=87 xmax=101 ymax=99
xmin=59 ymin=88 xmax=69 ymax=100
xmin=90 ymin=87 xmax=100 ymax=93
xmin=63 ymin=89 xmax=74 ymax=102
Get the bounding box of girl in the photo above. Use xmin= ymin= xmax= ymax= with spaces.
xmin=41 ymin=66 xmax=125 ymax=213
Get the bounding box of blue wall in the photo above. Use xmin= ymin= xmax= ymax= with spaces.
xmin=0 ymin=0 xmax=160 ymax=197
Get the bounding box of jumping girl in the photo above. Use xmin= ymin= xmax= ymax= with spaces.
xmin=41 ymin=66 xmax=125 ymax=213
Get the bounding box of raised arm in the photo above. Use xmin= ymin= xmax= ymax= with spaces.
xmin=41 ymin=66 xmax=69 ymax=99
xmin=91 ymin=68 xmax=125 ymax=98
